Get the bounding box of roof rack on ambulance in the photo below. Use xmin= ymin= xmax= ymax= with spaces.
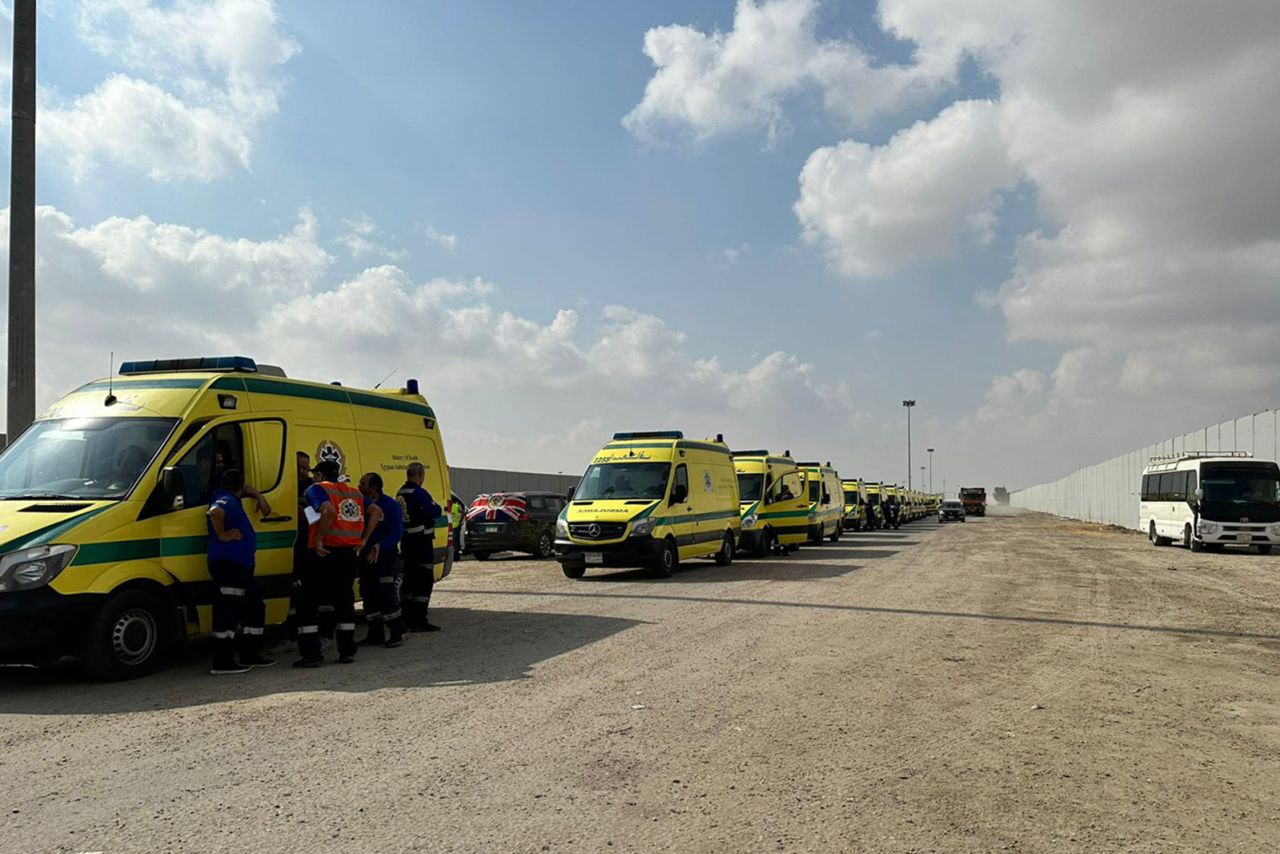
xmin=1147 ymin=450 xmax=1252 ymax=464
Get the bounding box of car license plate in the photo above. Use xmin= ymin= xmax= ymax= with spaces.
xmin=484 ymin=524 xmax=500 ymax=533
xmin=585 ymin=552 xmax=604 ymax=565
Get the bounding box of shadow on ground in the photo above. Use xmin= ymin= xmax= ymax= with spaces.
xmin=0 ymin=605 xmax=643 ymax=715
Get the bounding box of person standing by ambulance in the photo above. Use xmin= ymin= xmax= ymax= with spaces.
xmin=357 ymin=472 xmax=407 ymax=648
xmin=207 ymin=469 xmax=275 ymax=675
xmin=294 ymin=459 xmax=364 ymax=668
xmin=398 ymin=462 xmax=443 ymax=632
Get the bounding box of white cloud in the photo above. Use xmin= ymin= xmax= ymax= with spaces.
xmin=41 ymin=0 xmax=298 ymax=181
xmin=975 ymin=369 xmax=1047 ymax=424
xmin=424 ymin=224 xmax=458 ymax=253
xmin=719 ymin=242 xmax=752 ymax=265
xmin=339 ymin=214 xmax=405 ymax=261
xmin=623 ymin=0 xmax=954 ymax=144
xmin=795 ymin=99 xmax=1018 ymax=277
xmin=0 ymin=205 xmax=860 ymax=473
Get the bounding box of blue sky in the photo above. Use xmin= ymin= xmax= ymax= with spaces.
xmin=2 ymin=0 xmax=1276 ymax=489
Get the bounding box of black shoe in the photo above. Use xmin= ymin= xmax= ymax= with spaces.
xmin=337 ymin=655 xmax=356 ymax=665
xmin=241 ymin=654 xmax=276 ymax=669
xmin=385 ymin=633 xmax=405 ymax=648
xmin=211 ymin=660 xmax=251 ymax=675
xmin=420 ymin=622 xmax=442 ymax=632
xmin=292 ymin=657 xmax=323 ymax=669
xmin=358 ymin=631 xmax=386 ymax=647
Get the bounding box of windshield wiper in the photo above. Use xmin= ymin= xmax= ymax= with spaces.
xmin=2 ymin=492 xmax=90 ymax=500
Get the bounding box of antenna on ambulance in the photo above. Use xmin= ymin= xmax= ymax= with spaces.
xmin=105 ymin=350 xmax=117 ymax=407
xmin=373 ymin=368 xmax=398 ymax=389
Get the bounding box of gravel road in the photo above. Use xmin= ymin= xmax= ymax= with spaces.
xmin=3 ymin=509 xmax=1279 ymax=853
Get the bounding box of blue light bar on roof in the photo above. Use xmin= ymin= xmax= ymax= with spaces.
xmin=119 ymin=356 xmax=258 ymax=375
xmin=612 ymin=431 xmax=684 ymax=440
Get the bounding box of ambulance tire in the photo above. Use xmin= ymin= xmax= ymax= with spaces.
xmin=473 ymin=551 xmax=493 ymax=561
xmin=753 ymin=529 xmax=775 ymax=558
xmin=653 ymin=538 xmax=679 ymax=578
xmin=80 ymin=588 xmax=172 ymax=681
xmin=562 ymin=562 xmax=586 ymax=579
xmin=829 ymin=524 xmax=841 ymax=543
xmin=714 ymin=532 xmax=734 ymax=566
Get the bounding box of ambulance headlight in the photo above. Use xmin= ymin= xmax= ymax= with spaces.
xmin=1197 ymin=521 xmax=1220 ymax=535
xmin=741 ymin=514 xmax=758 ymax=530
xmin=0 ymin=544 xmax=78 ymax=592
xmin=808 ymin=511 xmax=817 ymax=522
xmin=630 ymin=517 xmax=656 ymax=537
xmin=555 ymin=517 xmax=569 ymax=538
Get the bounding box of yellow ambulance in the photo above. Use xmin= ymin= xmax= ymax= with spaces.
xmin=799 ymin=462 xmax=844 ymax=543
xmin=840 ymin=478 xmax=865 ymax=532
xmin=864 ymin=481 xmax=884 ymax=529
xmin=732 ymin=450 xmax=810 ymax=556
xmin=0 ymin=356 xmax=450 ymax=679
xmin=556 ymin=431 xmax=739 ymax=578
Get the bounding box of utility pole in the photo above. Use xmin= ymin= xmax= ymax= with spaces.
xmin=927 ymin=447 xmax=934 ymax=494
xmin=902 ymin=400 xmax=916 ymax=490
xmin=7 ymin=0 xmax=37 ymax=443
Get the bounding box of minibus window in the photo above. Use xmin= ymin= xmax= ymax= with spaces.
xmin=737 ymin=473 xmax=764 ymax=502
xmin=1200 ymin=463 xmax=1280 ymax=508
xmin=575 ymin=462 xmax=671 ymax=500
xmin=0 ymin=417 xmax=177 ymax=500
xmin=170 ymin=423 xmax=245 ymax=510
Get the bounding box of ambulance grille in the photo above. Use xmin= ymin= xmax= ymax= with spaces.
xmin=569 ymin=522 xmax=627 ymax=540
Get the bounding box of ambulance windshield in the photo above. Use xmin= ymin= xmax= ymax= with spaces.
xmin=575 ymin=462 xmax=670 ymax=500
xmin=0 ymin=417 xmax=177 ymax=500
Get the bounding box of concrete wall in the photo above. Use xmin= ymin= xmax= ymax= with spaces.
xmin=1012 ymin=408 xmax=1280 ymax=529
xmin=448 ymin=467 xmax=579 ymax=505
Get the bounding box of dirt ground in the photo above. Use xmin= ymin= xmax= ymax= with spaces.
xmin=3 ymin=508 xmax=1280 ymax=853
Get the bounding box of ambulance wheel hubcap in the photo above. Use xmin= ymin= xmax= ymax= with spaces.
xmin=112 ymin=609 xmax=158 ymax=666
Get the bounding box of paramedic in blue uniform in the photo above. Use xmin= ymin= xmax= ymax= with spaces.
xmin=358 ymin=472 xmax=407 ymax=648
xmin=206 ymin=469 xmax=275 ymax=675
xmin=398 ymin=461 xmax=444 ymax=632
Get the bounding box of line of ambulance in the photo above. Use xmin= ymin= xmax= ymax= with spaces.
xmin=554 ymin=431 xmax=940 ymax=579
xmin=0 ymin=357 xmax=939 ymax=679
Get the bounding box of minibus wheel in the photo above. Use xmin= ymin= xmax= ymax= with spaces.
xmin=754 ymin=529 xmax=774 ymax=558
xmin=653 ymin=538 xmax=678 ymax=578
xmin=714 ymin=533 xmax=734 ymax=566
xmin=1149 ymin=521 xmax=1171 ymax=547
xmin=80 ymin=588 xmax=171 ymax=681
xmin=1187 ymin=525 xmax=1206 ymax=552
xmin=1258 ymin=545 xmax=1273 ymax=556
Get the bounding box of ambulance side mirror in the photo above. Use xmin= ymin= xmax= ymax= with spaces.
xmin=565 ymin=486 xmax=575 ymax=501
xmin=161 ymin=467 xmax=186 ymax=510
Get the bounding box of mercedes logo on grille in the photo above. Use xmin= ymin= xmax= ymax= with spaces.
xmin=1241 ymin=517 xmax=1250 ymax=524
xmin=587 ymin=523 xmax=601 ymax=538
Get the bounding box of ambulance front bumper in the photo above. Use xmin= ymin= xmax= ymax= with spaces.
xmin=0 ymin=588 xmax=97 ymax=664
xmin=555 ymin=537 xmax=663 ymax=569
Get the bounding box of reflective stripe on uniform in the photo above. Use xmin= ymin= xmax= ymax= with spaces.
xmin=219 ymin=586 xmax=246 ymax=596
xmin=297 ymin=626 xmax=320 ymax=634
xmin=405 ymin=525 xmax=426 ymax=534
xmin=384 ymin=609 xmax=402 ymax=620
xmin=212 ymin=630 xmax=236 ymax=639
xmin=365 ymin=612 xmax=382 ymax=620
xmin=337 ymin=622 xmax=356 ymax=631
xmin=243 ymin=626 xmax=264 ymax=635
xmin=378 ymin=576 xmax=395 ymax=584
xmin=409 ymin=596 xmax=431 ymax=603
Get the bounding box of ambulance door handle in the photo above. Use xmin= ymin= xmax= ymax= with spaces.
xmin=261 ymin=515 xmax=293 ymax=523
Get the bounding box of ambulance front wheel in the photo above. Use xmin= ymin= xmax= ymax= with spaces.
xmin=561 ymin=561 xmax=586 ymax=579
xmin=653 ymin=538 xmax=679 ymax=578
xmin=80 ymin=588 xmax=173 ymax=681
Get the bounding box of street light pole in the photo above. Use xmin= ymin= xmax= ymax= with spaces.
xmin=902 ymin=400 xmax=916 ymax=490
xmin=927 ymin=448 xmax=934 ymax=494
xmin=7 ymin=0 xmax=37 ymax=443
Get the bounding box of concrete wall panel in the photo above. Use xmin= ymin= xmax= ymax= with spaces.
xmin=1012 ymin=407 xmax=1278 ymax=529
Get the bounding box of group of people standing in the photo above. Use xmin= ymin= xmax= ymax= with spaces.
xmin=205 ymin=452 xmax=444 ymax=675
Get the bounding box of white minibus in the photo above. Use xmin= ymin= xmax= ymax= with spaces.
xmin=1140 ymin=452 xmax=1280 ymax=554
